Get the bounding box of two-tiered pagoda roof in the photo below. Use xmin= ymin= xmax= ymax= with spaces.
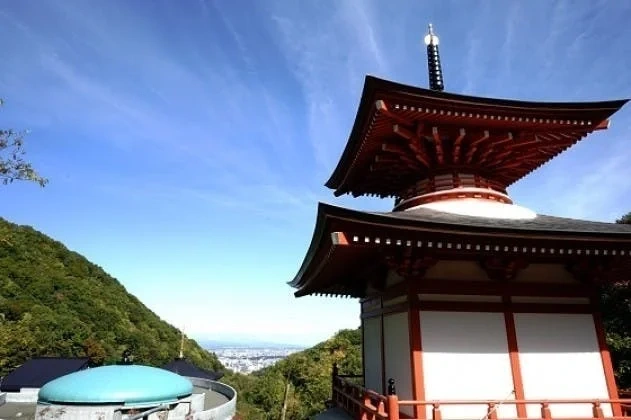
xmin=289 ymin=25 xmax=631 ymax=299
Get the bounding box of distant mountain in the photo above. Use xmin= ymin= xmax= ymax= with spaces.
xmin=0 ymin=217 xmax=223 ymax=376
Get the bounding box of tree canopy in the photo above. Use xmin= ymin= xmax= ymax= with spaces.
xmin=0 ymin=99 xmax=47 ymax=187
xmin=602 ymin=212 xmax=631 ymax=389
xmin=617 ymin=212 xmax=631 ymax=225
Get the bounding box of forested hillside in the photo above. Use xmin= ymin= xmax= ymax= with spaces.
xmin=0 ymin=218 xmax=222 ymax=376
xmin=224 ymin=328 xmax=362 ymax=419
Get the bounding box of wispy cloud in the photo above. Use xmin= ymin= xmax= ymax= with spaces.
xmin=267 ymin=0 xmax=389 ymax=178
xmin=1 ymin=0 xmax=630 ymax=343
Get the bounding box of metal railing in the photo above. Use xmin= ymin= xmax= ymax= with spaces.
xmin=331 ymin=366 xmax=631 ymax=420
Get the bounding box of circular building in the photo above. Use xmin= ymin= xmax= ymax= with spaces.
xmin=36 ymin=365 xmax=195 ymax=419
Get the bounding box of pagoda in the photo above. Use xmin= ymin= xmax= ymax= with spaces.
xmin=291 ymin=25 xmax=631 ymax=420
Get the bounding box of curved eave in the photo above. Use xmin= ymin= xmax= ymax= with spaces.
xmin=325 ymin=75 xmax=629 ymax=194
xmin=288 ymin=202 xmax=336 ymax=289
xmin=289 ymin=203 xmax=631 ymax=297
xmin=325 ymin=77 xmax=382 ymax=192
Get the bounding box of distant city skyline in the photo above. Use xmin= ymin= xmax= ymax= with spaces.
xmin=1 ymin=1 xmax=630 ymax=346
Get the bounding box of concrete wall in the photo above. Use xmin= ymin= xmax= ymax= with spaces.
xmin=4 ymin=387 xmax=39 ymax=403
xmin=188 ymin=378 xmax=237 ymax=420
xmin=36 ymin=404 xmax=119 ymax=419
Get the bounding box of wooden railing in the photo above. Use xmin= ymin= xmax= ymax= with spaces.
xmin=396 ymin=399 xmax=631 ymax=420
xmin=330 ymin=366 xmax=631 ymax=420
xmin=331 ymin=364 xmax=398 ymax=419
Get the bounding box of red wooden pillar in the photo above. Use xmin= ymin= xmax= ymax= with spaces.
xmin=408 ymin=293 xmax=426 ymax=420
xmin=503 ymin=296 xmax=527 ymax=418
xmin=593 ymin=309 xmax=622 ymax=417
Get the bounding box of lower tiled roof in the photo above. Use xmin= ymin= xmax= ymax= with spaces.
xmin=370 ymin=207 xmax=631 ymax=236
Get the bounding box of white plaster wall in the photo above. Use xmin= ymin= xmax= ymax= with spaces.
xmin=383 ymin=312 xmax=413 ymax=418
xmin=420 ymin=311 xmax=517 ymax=420
xmin=424 ymin=260 xmax=490 ymax=281
xmin=514 ymin=313 xmax=611 ymax=418
xmin=513 ymin=264 xmax=577 ymax=284
xmin=363 ymin=317 xmax=383 ymax=394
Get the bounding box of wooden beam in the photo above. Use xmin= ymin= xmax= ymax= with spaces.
xmin=594 ymin=119 xmax=610 ymax=130
xmin=369 ymin=162 xmax=416 ymax=175
xmin=465 ymin=130 xmax=490 ymax=163
xmin=382 ymin=143 xmax=409 ymax=155
xmin=493 ymin=132 xmax=514 ymax=148
xmin=480 ymin=132 xmax=514 ymax=164
xmin=374 ymin=154 xmax=419 ymax=170
xmin=453 ymin=128 xmax=466 ymax=163
xmin=536 ymin=148 xmax=556 ymax=157
xmin=331 ymin=232 xmax=349 ymax=246
xmin=375 ymin=100 xmax=412 ymax=125
xmin=494 ymin=149 xmax=513 ymax=162
xmin=489 ymin=147 xmax=542 ymax=169
xmin=477 ymin=145 xmax=495 ymax=165
xmin=393 ymin=124 xmax=431 ymax=167
xmin=374 ymin=278 xmax=592 ymax=302
xmin=504 ymin=133 xmax=542 ymax=150
xmin=415 ymin=121 xmax=425 ymax=138
xmin=431 ymin=127 xmax=444 ymax=164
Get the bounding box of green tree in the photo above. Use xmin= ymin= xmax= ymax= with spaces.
xmin=83 ymin=337 xmax=108 ymax=366
xmin=601 ymin=213 xmax=631 ymax=389
xmin=617 ymin=212 xmax=631 ymax=225
xmin=0 ymin=99 xmax=47 ymax=187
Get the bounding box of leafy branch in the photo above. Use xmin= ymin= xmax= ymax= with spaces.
xmin=0 ymin=99 xmax=48 ymax=187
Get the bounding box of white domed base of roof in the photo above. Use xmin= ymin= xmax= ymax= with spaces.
xmin=409 ymin=198 xmax=537 ymax=220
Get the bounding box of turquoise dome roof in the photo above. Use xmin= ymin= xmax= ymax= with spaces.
xmin=38 ymin=365 xmax=193 ymax=406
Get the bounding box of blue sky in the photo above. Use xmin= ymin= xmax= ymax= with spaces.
xmin=1 ymin=0 xmax=630 ymax=346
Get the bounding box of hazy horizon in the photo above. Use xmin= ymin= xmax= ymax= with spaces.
xmin=1 ymin=0 xmax=630 ymax=344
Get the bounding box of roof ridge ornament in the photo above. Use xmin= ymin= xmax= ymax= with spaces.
xmin=424 ymin=23 xmax=444 ymax=91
